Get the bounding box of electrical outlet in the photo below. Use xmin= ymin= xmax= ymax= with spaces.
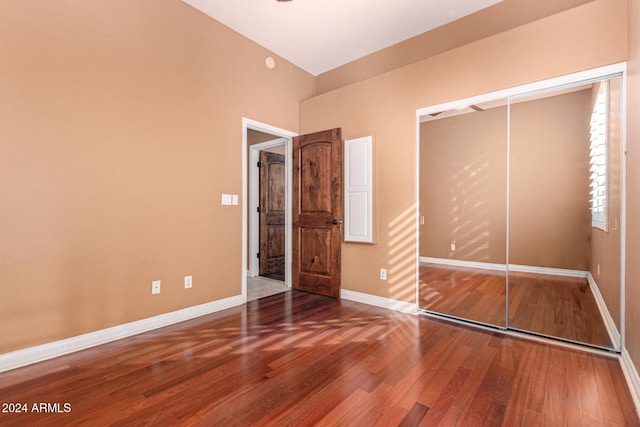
xmin=420 ymin=215 xmax=425 ymax=225
xmin=152 ymin=280 xmax=161 ymax=295
xmin=450 ymin=243 xmax=456 ymax=251
xmin=380 ymin=268 xmax=387 ymax=280
xmin=184 ymin=275 xmax=192 ymax=289
xmin=597 ymin=264 xmax=600 ymax=276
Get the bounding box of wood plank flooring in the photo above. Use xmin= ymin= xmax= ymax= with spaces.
xmin=0 ymin=290 xmax=637 ymax=426
xmin=419 ymin=264 xmax=613 ymax=348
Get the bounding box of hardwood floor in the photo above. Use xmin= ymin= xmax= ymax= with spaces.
xmin=0 ymin=290 xmax=637 ymax=426
xmin=419 ymin=263 xmax=613 ymax=348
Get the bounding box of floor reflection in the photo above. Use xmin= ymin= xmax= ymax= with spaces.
xmin=419 ymin=263 xmax=612 ymax=348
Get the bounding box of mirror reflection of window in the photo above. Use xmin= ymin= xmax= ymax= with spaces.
xmin=507 ymin=76 xmax=622 ymax=349
xmin=590 ymin=81 xmax=608 ymax=231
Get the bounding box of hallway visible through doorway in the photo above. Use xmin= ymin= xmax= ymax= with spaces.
xmin=243 ymin=119 xmax=295 ymax=302
xmin=247 ymin=275 xmax=287 ymax=301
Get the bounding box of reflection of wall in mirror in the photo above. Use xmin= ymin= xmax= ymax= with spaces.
xmin=508 ymin=89 xmax=591 ymax=270
xmin=420 ymin=106 xmax=507 ymax=264
xmin=420 ymin=90 xmax=594 ymax=272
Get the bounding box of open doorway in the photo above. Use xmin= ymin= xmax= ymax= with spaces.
xmin=242 ymin=119 xmax=296 ymax=302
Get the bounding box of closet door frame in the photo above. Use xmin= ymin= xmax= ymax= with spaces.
xmin=415 ymin=62 xmax=627 ymax=351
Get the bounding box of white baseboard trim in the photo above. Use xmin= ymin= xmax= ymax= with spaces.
xmin=587 ymin=273 xmax=621 ymax=349
xmin=621 ymin=349 xmax=640 ymax=418
xmin=0 ymin=295 xmax=244 ymax=373
xmin=419 ymin=257 xmax=588 ymax=278
xmin=419 ymin=257 xmax=506 ymax=272
xmin=340 ymin=289 xmax=418 ymax=315
xmin=509 ymin=264 xmax=588 ymax=278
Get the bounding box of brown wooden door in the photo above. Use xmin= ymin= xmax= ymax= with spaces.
xmin=259 ymin=151 xmax=286 ymax=278
xmin=292 ymin=128 xmax=342 ymax=297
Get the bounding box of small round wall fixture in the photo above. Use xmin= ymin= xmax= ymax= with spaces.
xmin=265 ymin=56 xmax=276 ymax=70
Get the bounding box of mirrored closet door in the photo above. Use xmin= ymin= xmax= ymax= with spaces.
xmin=508 ymin=76 xmax=622 ymax=350
xmin=419 ymin=101 xmax=508 ymax=327
xmin=418 ymin=66 xmax=623 ymax=351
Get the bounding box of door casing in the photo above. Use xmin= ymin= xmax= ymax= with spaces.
xmin=242 ymin=118 xmax=296 ymax=302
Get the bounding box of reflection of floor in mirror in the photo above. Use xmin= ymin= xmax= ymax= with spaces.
xmin=419 ymin=264 xmax=507 ymax=326
xmin=247 ymin=275 xmax=288 ymax=301
xmin=419 ymin=263 xmax=613 ymax=348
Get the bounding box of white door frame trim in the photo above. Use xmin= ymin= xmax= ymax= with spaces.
xmin=242 ymin=118 xmax=297 ymax=302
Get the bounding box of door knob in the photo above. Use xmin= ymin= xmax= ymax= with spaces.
xmin=327 ymin=219 xmax=341 ymax=225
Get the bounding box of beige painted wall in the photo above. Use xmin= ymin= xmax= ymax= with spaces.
xmin=316 ymin=0 xmax=595 ymax=94
xmin=626 ymin=0 xmax=640 ymax=376
xmin=0 ymin=0 xmax=315 ymax=353
xmin=248 ymin=130 xmax=280 ymax=146
xmin=299 ymin=0 xmax=626 ymax=308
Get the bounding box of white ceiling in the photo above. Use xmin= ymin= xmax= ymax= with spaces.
xmin=182 ymin=0 xmax=503 ymax=76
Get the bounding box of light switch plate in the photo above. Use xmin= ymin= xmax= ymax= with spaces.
xmin=221 ymin=194 xmax=232 ymax=205
xmin=232 ymin=194 xmax=238 ymax=205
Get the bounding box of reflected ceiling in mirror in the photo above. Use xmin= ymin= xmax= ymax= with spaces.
xmin=421 ymin=83 xmax=594 ymax=123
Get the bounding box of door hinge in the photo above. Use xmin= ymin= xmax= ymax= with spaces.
xmin=257 ymin=161 xmax=262 ymax=167
xmin=257 ymin=252 xmax=260 ymax=259
xmin=257 ymin=206 xmax=261 ymax=213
